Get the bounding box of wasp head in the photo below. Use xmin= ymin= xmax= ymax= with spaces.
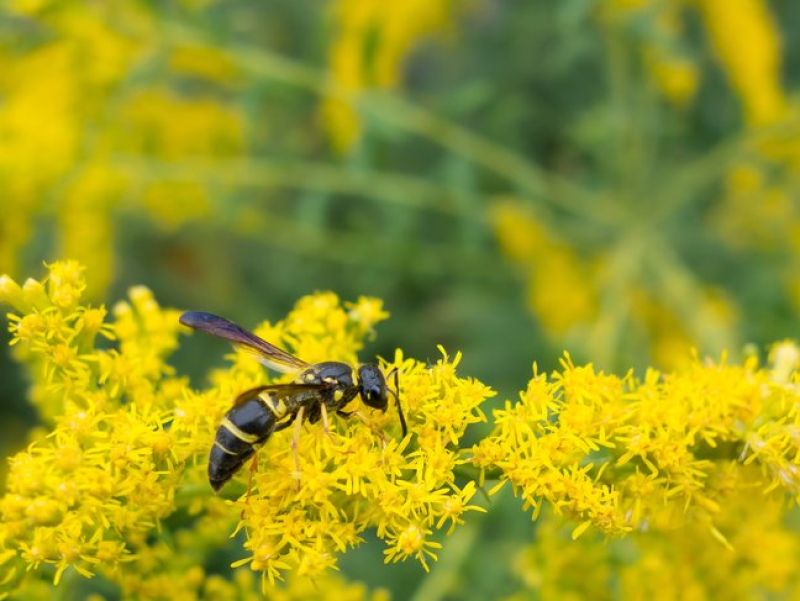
xmin=357 ymin=364 xmax=388 ymax=411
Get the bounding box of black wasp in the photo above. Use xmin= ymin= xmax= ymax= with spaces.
xmin=179 ymin=311 xmax=407 ymax=491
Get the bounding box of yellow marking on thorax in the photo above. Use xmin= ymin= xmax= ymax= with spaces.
xmin=258 ymin=392 xmax=288 ymax=418
xmin=214 ymin=441 xmax=237 ymax=456
xmin=303 ymin=372 xmax=316 ymax=382
xmin=333 ymin=390 xmax=344 ymax=402
xmin=220 ymin=417 xmax=260 ymax=444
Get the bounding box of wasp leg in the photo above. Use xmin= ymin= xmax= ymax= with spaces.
xmin=273 ymin=412 xmax=297 ymax=433
xmin=320 ymin=403 xmax=334 ymax=440
xmin=336 ymin=410 xmax=353 ymax=418
xmin=346 ymin=410 xmax=388 ymax=448
xmin=242 ymin=453 xmax=259 ymax=517
xmin=291 ymin=406 xmax=305 ymax=488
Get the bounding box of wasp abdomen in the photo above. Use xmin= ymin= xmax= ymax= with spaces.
xmin=208 ymin=397 xmax=276 ymax=491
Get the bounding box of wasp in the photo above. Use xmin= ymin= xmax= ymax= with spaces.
xmin=179 ymin=311 xmax=407 ymax=491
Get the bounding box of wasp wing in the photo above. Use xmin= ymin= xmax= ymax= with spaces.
xmin=179 ymin=311 xmax=309 ymax=373
xmin=232 ymin=383 xmax=332 ymax=407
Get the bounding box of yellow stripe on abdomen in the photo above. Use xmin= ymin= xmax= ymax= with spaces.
xmin=214 ymin=441 xmax=237 ymax=455
xmin=220 ymin=417 xmax=260 ymax=444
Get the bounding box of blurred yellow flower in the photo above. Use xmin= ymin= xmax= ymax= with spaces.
xmin=491 ymin=202 xmax=597 ymax=336
xmin=599 ymin=0 xmax=699 ymax=108
xmin=492 ymin=199 xmax=738 ymax=369
xmin=697 ymin=0 xmax=787 ymax=126
xmin=168 ymin=43 xmax=243 ymax=87
xmin=509 ymin=463 xmax=800 ymax=600
xmin=0 ymin=3 xmax=244 ymax=299
xmin=322 ymin=0 xmax=457 ymax=151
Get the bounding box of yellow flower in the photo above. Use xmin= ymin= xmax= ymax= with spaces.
xmin=322 ymin=0 xmax=458 ymax=151
xmin=383 ymin=523 xmax=442 ymax=571
xmin=697 ymin=0 xmax=787 ymax=126
xmin=168 ymin=43 xmax=242 ymax=86
xmin=5 ymin=251 xmax=800 ymax=597
xmin=475 ymin=341 xmax=800 ymax=542
xmin=511 ymin=463 xmax=800 ymax=600
xmin=235 ymin=344 xmax=492 ymax=584
xmin=600 ymin=0 xmax=699 ymax=108
xmin=491 ymin=202 xmax=597 ymax=336
xmin=0 ymin=261 xmax=493 ymax=597
xmin=0 ymin=3 xmax=244 ymax=300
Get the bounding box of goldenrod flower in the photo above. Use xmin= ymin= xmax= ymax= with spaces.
xmin=0 ymin=3 xmax=243 ymax=298
xmin=474 ymin=344 xmax=800 ymax=540
xmin=491 ymin=202 xmax=597 ymax=337
xmin=0 ymin=261 xmax=493 ymax=597
xmin=322 ymin=0 xmax=458 ymax=151
xmin=697 ymin=0 xmax=787 ymax=126
xmin=510 ymin=464 xmax=800 ymax=600
xmin=234 ymin=346 xmax=492 ymax=582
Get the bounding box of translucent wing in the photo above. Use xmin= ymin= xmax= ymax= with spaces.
xmin=179 ymin=311 xmax=309 ymax=373
xmin=232 ymin=383 xmax=332 ymax=407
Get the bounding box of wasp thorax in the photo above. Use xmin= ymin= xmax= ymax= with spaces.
xmin=302 ymin=361 xmax=354 ymax=386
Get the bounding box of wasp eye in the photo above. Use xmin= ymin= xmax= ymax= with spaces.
xmin=362 ymin=386 xmax=387 ymax=410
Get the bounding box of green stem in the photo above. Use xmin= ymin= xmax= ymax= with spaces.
xmin=646 ymin=237 xmax=737 ymax=354
xmin=453 ymin=462 xmax=502 ymax=483
xmin=54 ymin=567 xmax=77 ymax=600
xmin=650 ymin=115 xmax=800 ymax=223
xmin=409 ymin=520 xmax=483 ymax=601
xmin=113 ymin=157 xmax=483 ymax=222
xmin=226 ymin=207 xmax=517 ymax=282
xmin=159 ymin=22 xmax=613 ymax=224
xmin=357 ymin=92 xmax=613 ymax=223
xmin=584 ymin=229 xmax=646 ymax=367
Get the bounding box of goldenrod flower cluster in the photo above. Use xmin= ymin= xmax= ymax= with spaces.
xmin=234 ymin=340 xmax=490 ymax=580
xmin=600 ymin=0 xmax=786 ymax=120
xmin=490 ymin=202 xmax=597 ymax=337
xmin=0 ymin=2 xmax=243 ymax=296
xmin=474 ymin=343 xmax=800 ymax=551
xmin=490 ymin=201 xmax=735 ymax=369
xmin=697 ymin=0 xmax=787 ymax=127
xmin=193 ymin=295 xmax=492 ymax=581
xmin=696 ymin=0 xmax=800 ymax=315
xmin=508 ymin=460 xmax=800 ymax=600
xmin=0 ymin=261 xmax=492 ymax=598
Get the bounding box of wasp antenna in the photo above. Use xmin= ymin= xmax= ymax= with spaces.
xmin=396 ymin=398 xmax=408 ymax=439
xmin=389 ymin=368 xmax=408 ymax=438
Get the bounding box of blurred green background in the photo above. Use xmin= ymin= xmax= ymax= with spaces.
xmin=1 ymin=0 xmax=800 ymax=598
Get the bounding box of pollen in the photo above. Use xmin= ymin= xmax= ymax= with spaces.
xmin=51 ymin=343 xmax=76 ymax=368
xmin=397 ymin=525 xmax=424 ymax=553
